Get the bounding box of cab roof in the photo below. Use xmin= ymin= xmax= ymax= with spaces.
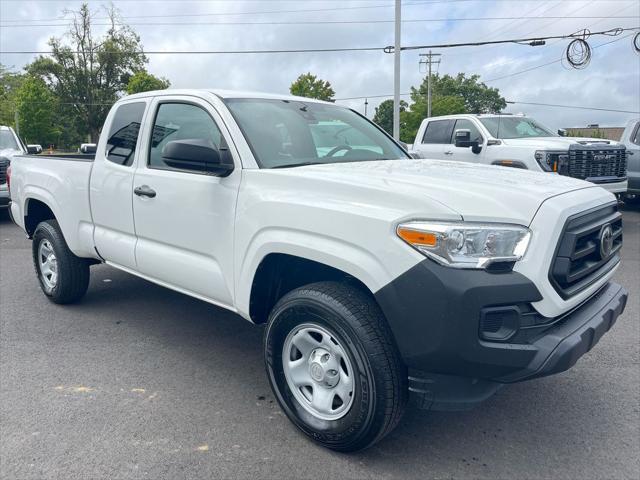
xmin=121 ymin=88 xmax=333 ymax=105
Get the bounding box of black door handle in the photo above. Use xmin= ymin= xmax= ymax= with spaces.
xmin=134 ymin=185 xmax=156 ymax=198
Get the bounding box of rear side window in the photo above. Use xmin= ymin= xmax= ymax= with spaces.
xmin=452 ymin=119 xmax=483 ymax=144
xmin=105 ymin=102 xmax=146 ymax=166
xmin=421 ymin=120 xmax=454 ymax=144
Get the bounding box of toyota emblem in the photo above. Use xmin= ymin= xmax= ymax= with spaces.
xmin=599 ymin=224 xmax=614 ymax=259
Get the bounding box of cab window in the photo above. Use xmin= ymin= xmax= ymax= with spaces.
xmin=148 ymin=102 xmax=223 ymax=173
xmin=421 ymin=120 xmax=454 ymax=144
xmin=105 ymin=102 xmax=146 ymax=166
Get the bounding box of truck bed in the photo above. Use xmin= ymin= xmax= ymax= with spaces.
xmin=10 ymin=153 xmax=97 ymax=259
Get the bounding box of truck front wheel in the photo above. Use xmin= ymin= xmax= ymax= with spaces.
xmin=32 ymin=220 xmax=90 ymax=304
xmin=264 ymin=281 xmax=407 ymax=452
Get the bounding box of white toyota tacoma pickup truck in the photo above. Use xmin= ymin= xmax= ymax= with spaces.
xmin=411 ymin=114 xmax=628 ymax=194
xmin=8 ymin=90 xmax=628 ymax=452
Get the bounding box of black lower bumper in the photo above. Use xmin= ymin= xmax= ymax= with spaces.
xmin=498 ymin=281 xmax=627 ymax=382
xmin=375 ymin=259 xmax=628 ymax=410
xmin=0 ymin=190 xmax=9 ymax=209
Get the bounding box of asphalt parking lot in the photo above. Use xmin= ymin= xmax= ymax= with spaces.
xmin=0 ymin=206 xmax=638 ymax=480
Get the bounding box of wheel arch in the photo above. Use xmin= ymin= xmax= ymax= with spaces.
xmin=23 ymin=196 xmax=58 ymax=237
xmin=247 ymin=253 xmax=378 ymax=325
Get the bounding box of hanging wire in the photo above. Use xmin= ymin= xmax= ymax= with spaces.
xmin=634 ymin=32 xmax=640 ymax=53
xmin=563 ymin=29 xmax=592 ymax=69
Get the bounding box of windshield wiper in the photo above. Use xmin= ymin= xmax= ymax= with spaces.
xmin=271 ymin=161 xmax=325 ymax=169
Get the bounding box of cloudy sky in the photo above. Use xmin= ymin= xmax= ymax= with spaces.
xmin=1 ymin=0 xmax=639 ymax=130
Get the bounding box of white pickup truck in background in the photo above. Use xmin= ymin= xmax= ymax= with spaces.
xmin=7 ymin=90 xmax=628 ymax=451
xmin=410 ymin=114 xmax=628 ymax=194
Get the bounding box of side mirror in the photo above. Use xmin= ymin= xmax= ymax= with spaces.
xmin=454 ymin=129 xmax=482 ymax=154
xmin=80 ymin=144 xmax=97 ymax=154
xmin=162 ymin=139 xmax=234 ymax=177
xmin=26 ymin=145 xmax=42 ymax=154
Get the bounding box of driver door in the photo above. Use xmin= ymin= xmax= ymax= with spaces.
xmin=131 ymin=96 xmax=241 ymax=308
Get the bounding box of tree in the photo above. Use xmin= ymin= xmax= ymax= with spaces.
xmin=126 ymin=70 xmax=170 ymax=94
xmin=415 ymin=73 xmax=506 ymax=114
xmin=400 ymin=94 xmax=467 ymax=143
xmin=290 ymin=73 xmax=335 ymax=101
xmin=27 ymin=3 xmax=148 ymax=141
xmin=372 ymin=99 xmax=407 ymax=136
xmin=0 ymin=64 xmax=26 ymax=127
xmin=15 ymin=76 xmax=60 ymax=145
xmin=398 ymin=73 xmax=506 ymax=143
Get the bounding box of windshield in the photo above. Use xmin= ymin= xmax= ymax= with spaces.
xmin=225 ymin=98 xmax=409 ymax=168
xmin=0 ymin=129 xmax=20 ymax=151
xmin=479 ymin=117 xmax=555 ymax=139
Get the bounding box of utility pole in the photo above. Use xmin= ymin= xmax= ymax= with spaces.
xmin=393 ymin=0 xmax=401 ymax=139
xmin=364 ymin=98 xmax=369 ymax=117
xmin=418 ymin=50 xmax=441 ymax=118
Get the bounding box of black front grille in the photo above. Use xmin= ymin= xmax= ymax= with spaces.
xmin=550 ymin=203 xmax=622 ymax=299
xmin=0 ymin=158 xmax=8 ymax=185
xmin=566 ymin=145 xmax=627 ymax=182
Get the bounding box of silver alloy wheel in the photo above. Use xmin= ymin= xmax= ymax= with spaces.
xmin=38 ymin=239 xmax=58 ymax=292
xmin=282 ymin=323 xmax=355 ymax=421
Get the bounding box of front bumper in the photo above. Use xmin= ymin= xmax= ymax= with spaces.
xmin=375 ymin=260 xmax=628 ymax=409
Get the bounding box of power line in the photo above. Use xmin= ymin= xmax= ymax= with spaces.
xmin=0 ymin=0 xmax=466 ymax=23
xmin=4 ymin=97 xmax=637 ymax=115
xmin=2 ymin=27 xmax=637 ymax=56
xmin=335 ymin=94 xmax=639 ymax=114
xmin=505 ymin=100 xmax=640 ymax=114
xmin=386 ymin=27 xmax=637 ymax=52
xmin=2 ymin=16 xmax=637 ymax=28
xmin=483 ymin=31 xmax=634 ymax=82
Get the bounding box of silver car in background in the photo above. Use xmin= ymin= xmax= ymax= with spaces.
xmin=620 ymin=119 xmax=640 ymax=199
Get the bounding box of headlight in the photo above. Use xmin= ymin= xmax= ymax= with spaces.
xmin=534 ymin=150 xmax=569 ymax=172
xmin=397 ymin=221 xmax=531 ymax=269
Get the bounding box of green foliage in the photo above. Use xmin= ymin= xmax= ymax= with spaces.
xmin=0 ymin=64 xmax=26 ymax=127
xmin=15 ymin=76 xmax=60 ymax=145
xmin=27 ymin=3 xmax=149 ymax=141
xmin=400 ymin=95 xmax=466 ymax=143
xmin=126 ymin=70 xmax=170 ymax=94
xmin=398 ymin=73 xmax=506 ymax=143
xmin=372 ymin=99 xmax=407 ymax=136
xmin=290 ymin=73 xmax=335 ymax=102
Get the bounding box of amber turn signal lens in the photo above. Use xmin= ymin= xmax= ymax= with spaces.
xmin=397 ymin=228 xmax=437 ymax=247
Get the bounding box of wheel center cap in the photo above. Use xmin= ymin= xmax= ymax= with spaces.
xmin=310 ymin=362 xmax=324 ymax=381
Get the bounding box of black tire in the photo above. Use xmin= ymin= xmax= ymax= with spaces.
xmin=32 ymin=219 xmax=90 ymax=304
xmin=264 ymin=281 xmax=407 ymax=452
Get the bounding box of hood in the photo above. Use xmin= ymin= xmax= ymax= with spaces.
xmin=267 ymin=159 xmax=597 ymax=225
xmin=500 ymin=136 xmax=621 ymax=149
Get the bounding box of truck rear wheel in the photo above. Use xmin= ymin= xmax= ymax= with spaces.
xmin=32 ymin=220 xmax=90 ymax=304
xmin=264 ymin=281 xmax=407 ymax=452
